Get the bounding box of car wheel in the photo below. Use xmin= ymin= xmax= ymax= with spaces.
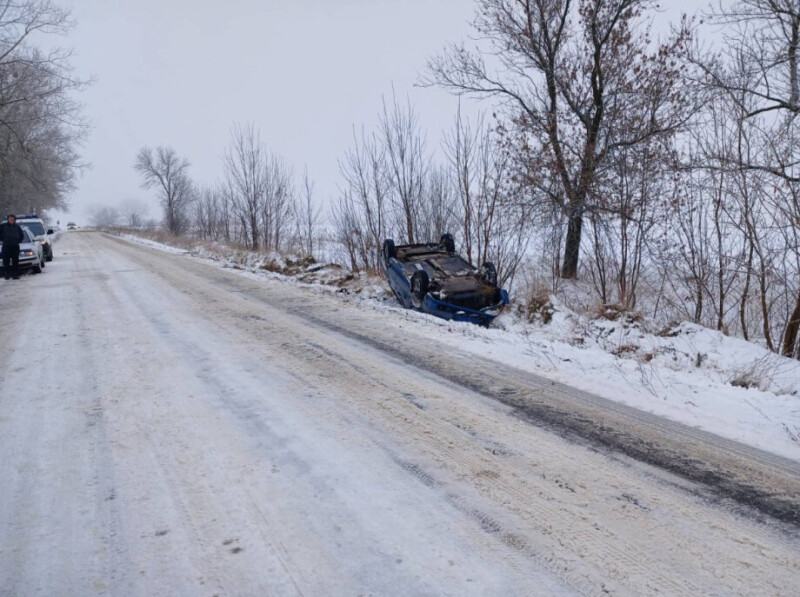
xmin=410 ymin=270 xmax=429 ymax=309
xmin=440 ymin=233 xmax=455 ymax=253
xmin=33 ymin=260 xmax=43 ymax=274
xmin=481 ymin=262 xmax=498 ymax=287
xmin=383 ymin=239 xmax=396 ymax=263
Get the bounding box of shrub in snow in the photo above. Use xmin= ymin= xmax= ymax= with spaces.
xmin=728 ymin=354 xmax=785 ymax=392
xmin=520 ymin=290 xmax=555 ymax=324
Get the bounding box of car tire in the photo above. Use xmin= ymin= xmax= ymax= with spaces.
xmin=481 ymin=262 xmax=498 ymax=287
xmin=33 ymin=260 xmax=43 ymax=274
xmin=383 ymin=239 xmax=397 ymax=263
xmin=440 ymin=233 xmax=455 ymax=253
xmin=410 ymin=270 xmax=429 ymax=309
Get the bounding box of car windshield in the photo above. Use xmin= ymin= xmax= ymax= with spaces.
xmin=21 ymin=221 xmax=45 ymax=236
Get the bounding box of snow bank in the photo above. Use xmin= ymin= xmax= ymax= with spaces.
xmin=116 ymin=231 xmax=800 ymax=461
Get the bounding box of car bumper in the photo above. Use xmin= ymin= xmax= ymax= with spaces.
xmin=18 ymin=254 xmax=38 ymax=268
xmin=421 ymin=291 xmax=509 ymax=326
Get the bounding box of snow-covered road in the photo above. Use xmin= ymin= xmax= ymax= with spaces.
xmin=1 ymin=232 xmax=798 ymax=596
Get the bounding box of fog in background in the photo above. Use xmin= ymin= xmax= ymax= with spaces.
xmin=57 ymin=0 xmax=704 ymax=225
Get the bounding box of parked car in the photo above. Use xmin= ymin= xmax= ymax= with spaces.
xmin=382 ymin=233 xmax=509 ymax=326
xmin=0 ymin=227 xmax=45 ymax=274
xmin=9 ymin=215 xmax=54 ymax=262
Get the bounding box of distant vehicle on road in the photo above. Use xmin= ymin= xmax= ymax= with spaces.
xmin=382 ymin=233 xmax=509 ymax=326
xmin=67 ymin=222 xmax=77 ymax=230
xmin=3 ymin=215 xmax=54 ymax=262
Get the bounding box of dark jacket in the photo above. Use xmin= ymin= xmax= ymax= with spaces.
xmin=0 ymin=222 xmax=25 ymax=249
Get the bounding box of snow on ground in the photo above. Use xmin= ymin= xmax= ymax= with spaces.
xmin=118 ymin=232 xmax=800 ymax=461
xmin=116 ymin=234 xmax=190 ymax=255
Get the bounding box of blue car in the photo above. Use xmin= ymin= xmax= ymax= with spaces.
xmin=382 ymin=234 xmax=509 ymax=326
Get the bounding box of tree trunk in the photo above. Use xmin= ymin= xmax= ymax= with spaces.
xmin=739 ymin=240 xmax=753 ymax=341
xmin=759 ymin=270 xmax=775 ymax=352
xmin=167 ymin=197 xmax=177 ymax=235
xmin=405 ymin=209 xmax=415 ymax=245
xmin=781 ymin=289 xmax=800 ymax=358
xmin=250 ymin=212 xmax=259 ymax=251
xmin=561 ymin=208 xmax=583 ymax=279
xmin=714 ymin=192 xmax=725 ymax=331
xmin=790 ymin=20 xmax=799 ymax=108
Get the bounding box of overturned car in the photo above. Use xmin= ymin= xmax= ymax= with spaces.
xmin=382 ymin=234 xmax=509 ymax=326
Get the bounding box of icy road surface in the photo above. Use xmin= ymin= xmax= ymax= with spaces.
xmin=1 ymin=232 xmax=799 ymax=596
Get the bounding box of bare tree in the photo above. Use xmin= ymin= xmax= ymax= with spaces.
xmin=444 ymin=106 xmax=480 ymax=263
xmin=444 ymin=109 xmax=530 ymax=288
xmin=223 ymin=123 xmax=268 ymax=250
xmin=0 ymin=0 xmax=89 ymax=215
xmin=120 ymin=198 xmax=149 ymax=230
xmin=588 ymin=144 xmax=661 ymax=309
xmin=294 ymin=168 xmax=322 ymax=257
xmin=417 ymin=165 xmax=457 ymax=244
xmin=134 ymin=146 xmax=193 ymax=235
xmin=222 ymin=123 xmax=295 ymax=252
xmin=261 ymin=153 xmax=294 ymax=252
xmin=380 ymin=93 xmax=427 ymax=244
xmin=192 ymin=185 xmax=227 ymax=241
xmin=426 ymin=0 xmax=693 ymax=279
xmin=330 ymin=192 xmax=368 ymax=271
xmin=698 ymin=0 xmax=800 ymax=356
xmin=338 ymin=127 xmax=389 ymax=268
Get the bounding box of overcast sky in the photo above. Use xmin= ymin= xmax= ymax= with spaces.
xmin=58 ymin=0 xmax=705 ymax=225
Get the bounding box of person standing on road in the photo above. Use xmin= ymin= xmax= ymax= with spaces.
xmin=0 ymin=214 xmax=25 ymax=280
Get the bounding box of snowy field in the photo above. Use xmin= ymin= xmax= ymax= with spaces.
xmin=120 ymin=232 xmax=800 ymax=462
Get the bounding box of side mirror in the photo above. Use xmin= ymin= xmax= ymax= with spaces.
xmin=47 ymin=229 xmax=53 ymax=235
